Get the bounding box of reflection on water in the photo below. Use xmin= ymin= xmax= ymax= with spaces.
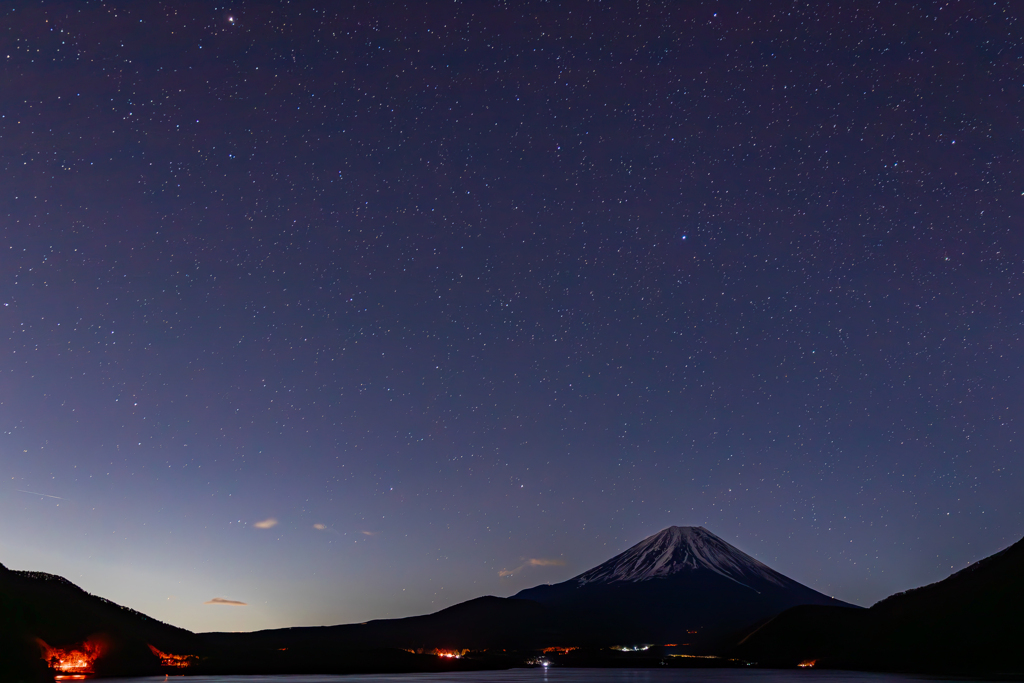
xmin=89 ymin=670 xmax=986 ymax=683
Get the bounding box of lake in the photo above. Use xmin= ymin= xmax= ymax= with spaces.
xmin=88 ymin=670 xmax=992 ymax=683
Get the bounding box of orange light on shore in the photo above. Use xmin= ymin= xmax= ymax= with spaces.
xmin=798 ymin=659 xmax=817 ymax=668
xmin=541 ymin=647 xmax=579 ymax=655
xmin=430 ymin=649 xmax=468 ymax=659
xmin=36 ymin=638 xmax=105 ymax=675
xmin=147 ymin=645 xmax=198 ymax=669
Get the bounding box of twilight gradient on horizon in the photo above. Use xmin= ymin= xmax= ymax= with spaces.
xmin=1 ymin=0 xmax=1022 ymax=633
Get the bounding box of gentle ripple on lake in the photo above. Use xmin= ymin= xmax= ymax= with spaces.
xmin=88 ymin=670 xmax=993 ymax=683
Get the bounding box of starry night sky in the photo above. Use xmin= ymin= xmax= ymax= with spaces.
xmin=2 ymin=0 xmax=1022 ymax=634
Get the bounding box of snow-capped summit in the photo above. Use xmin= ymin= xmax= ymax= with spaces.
xmin=513 ymin=525 xmax=856 ymax=651
xmin=574 ymin=525 xmax=788 ymax=590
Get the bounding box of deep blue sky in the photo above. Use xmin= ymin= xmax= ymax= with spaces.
xmin=2 ymin=0 xmax=1022 ymax=633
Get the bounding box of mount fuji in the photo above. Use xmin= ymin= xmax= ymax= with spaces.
xmin=0 ymin=526 xmax=859 ymax=677
xmin=514 ymin=526 xmax=857 ymax=650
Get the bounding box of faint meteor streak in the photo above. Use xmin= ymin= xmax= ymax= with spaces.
xmin=16 ymin=489 xmax=67 ymax=500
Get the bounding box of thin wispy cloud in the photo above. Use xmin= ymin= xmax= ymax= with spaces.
xmin=360 ymin=530 xmax=377 ymax=536
xmin=205 ymin=597 xmax=247 ymax=606
xmin=253 ymin=518 xmax=278 ymax=529
xmin=313 ymin=523 xmax=327 ymax=530
xmin=499 ymin=558 xmax=566 ymax=577
xmin=527 ymin=558 xmax=565 ymax=567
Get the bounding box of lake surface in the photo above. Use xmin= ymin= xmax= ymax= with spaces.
xmin=89 ymin=670 xmax=992 ymax=683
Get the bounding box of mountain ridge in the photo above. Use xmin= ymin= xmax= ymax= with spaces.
xmin=9 ymin=525 xmax=1013 ymax=677
xmin=731 ymin=532 xmax=1024 ymax=674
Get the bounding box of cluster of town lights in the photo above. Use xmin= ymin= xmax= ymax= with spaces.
xmin=35 ymin=636 xmax=803 ymax=671
xmin=36 ymin=638 xmax=105 ymax=675
xmin=148 ymin=645 xmax=198 ymax=668
xmin=36 ymin=637 xmax=200 ymax=674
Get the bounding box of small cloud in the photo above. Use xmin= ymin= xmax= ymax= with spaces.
xmin=527 ymin=558 xmax=566 ymax=567
xmin=360 ymin=530 xmax=377 ymax=536
xmin=253 ymin=518 xmax=278 ymax=529
xmin=500 ymin=558 xmax=565 ymax=577
xmin=205 ymin=597 xmax=247 ymax=606
xmin=313 ymin=523 xmax=327 ymax=530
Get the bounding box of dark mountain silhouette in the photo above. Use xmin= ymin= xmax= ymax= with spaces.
xmin=0 ymin=563 xmax=513 ymax=680
xmin=220 ymin=527 xmax=852 ymax=655
xmin=0 ymin=526 xmax=858 ymax=678
xmin=514 ymin=526 xmax=856 ymax=651
xmin=23 ymin=525 xmax=1021 ymax=678
xmin=203 ymin=595 xmax=557 ymax=653
xmin=732 ymin=533 xmax=1024 ymax=674
xmin=0 ymin=562 xmax=198 ymax=680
